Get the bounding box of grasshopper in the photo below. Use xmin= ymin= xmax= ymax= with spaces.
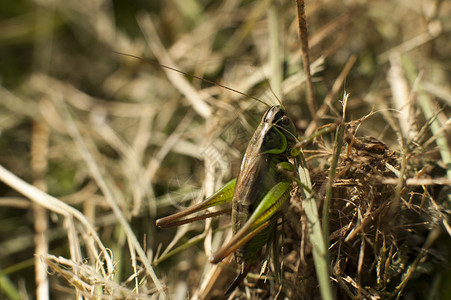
xmin=156 ymin=103 xmax=307 ymax=295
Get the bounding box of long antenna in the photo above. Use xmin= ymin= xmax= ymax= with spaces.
xmin=265 ymin=77 xmax=285 ymax=109
xmin=113 ymin=51 xmax=271 ymax=108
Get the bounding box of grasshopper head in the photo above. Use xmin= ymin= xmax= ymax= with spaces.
xmin=259 ymin=105 xmax=297 ymax=155
xmin=263 ymin=105 xmax=297 ymax=140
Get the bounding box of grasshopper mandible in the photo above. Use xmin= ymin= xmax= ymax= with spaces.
xmin=156 ymin=102 xmax=307 ymax=294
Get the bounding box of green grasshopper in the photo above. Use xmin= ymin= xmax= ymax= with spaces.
xmin=156 ymin=103 xmax=307 ymax=295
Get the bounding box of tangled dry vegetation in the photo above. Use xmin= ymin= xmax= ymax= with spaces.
xmin=0 ymin=0 xmax=450 ymax=299
xmin=283 ymin=132 xmax=450 ymax=299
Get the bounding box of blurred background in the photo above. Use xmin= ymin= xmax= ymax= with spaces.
xmin=0 ymin=0 xmax=450 ymax=299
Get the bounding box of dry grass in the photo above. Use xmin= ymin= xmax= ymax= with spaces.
xmin=0 ymin=0 xmax=450 ymax=299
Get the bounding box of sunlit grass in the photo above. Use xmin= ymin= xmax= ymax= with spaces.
xmin=0 ymin=0 xmax=450 ymax=299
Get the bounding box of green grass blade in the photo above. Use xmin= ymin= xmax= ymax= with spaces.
xmin=323 ymin=93 xmax=348 ymax=249
xmin=298 ymin=149 xmax=334 ymax=300
xmin=0 ymin=274 xmax=21 ymax=300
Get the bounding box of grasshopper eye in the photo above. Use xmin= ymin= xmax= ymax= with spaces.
xmin=280 ymin=116 xmax=290 ymax=126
